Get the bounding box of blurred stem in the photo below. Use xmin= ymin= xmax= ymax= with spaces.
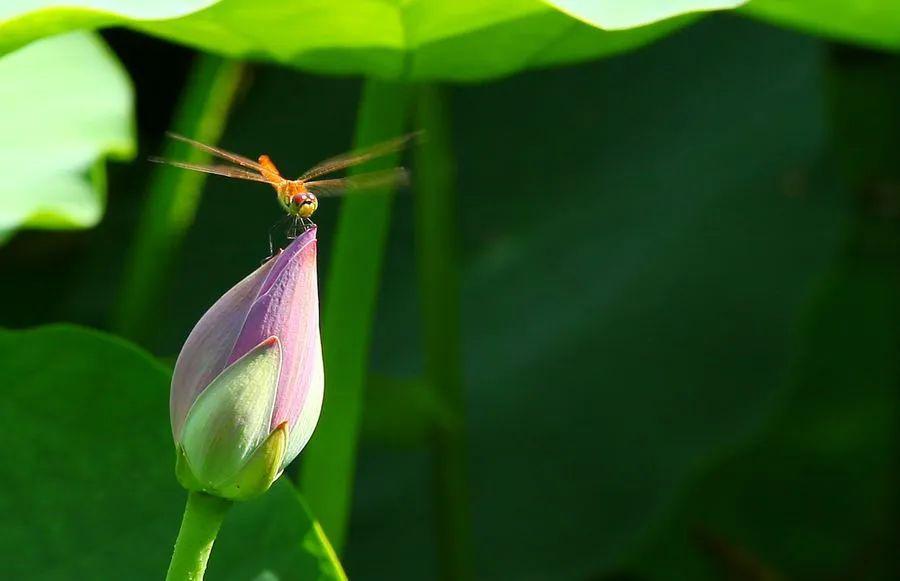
xmin=165 ymin=492 xmax=231 ymax=581
xmin=298 ymin=79 xmax=411 ymax=552
xmin=825 ymin=48 xmax=900 ymax=262
xmin=113 ymin=55 xmax=245 ymax=344
xmin=824 ymin=46 xmax=900 ymax=578
xmin=414 ymin=85 xmax=472 ymax=581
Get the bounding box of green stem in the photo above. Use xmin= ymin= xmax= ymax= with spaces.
xmin=165 ymin=492 xmax=231 ymax=581
xmin=414 ymin=84 xmax=472 ymax=581
xmin=298 ymin=79 xmax=412 ymax=552
xmin=825 ymin=48 xmax=900 ymax=257
xmin=113 ymin=55 xmax=245 ymax=344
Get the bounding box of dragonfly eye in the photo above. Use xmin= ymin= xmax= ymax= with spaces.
xmin=291 ymin=193 xmax=318 ymax=218
xmin=291 ymin=193 xmax=315 ymax=206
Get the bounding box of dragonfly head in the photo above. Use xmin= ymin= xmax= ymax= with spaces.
xmin=290 ymin=192 xmax=319 ymax=219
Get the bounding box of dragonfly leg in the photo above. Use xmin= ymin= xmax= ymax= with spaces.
xmin=287 ymin=216 xmax=301 ymax=240
xmin=264 ymin=214 xmax=291 ymax=261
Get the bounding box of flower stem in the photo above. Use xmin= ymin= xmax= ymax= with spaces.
xmin=113 ymin=54 xmax=245 ymax=344
xmin=166 ymin=492 xmax=231 ymax=581
xmin=298 ymin=78 xmax=412 ymax=552
xmin=414 ymin=84 xmax=473 ymax=581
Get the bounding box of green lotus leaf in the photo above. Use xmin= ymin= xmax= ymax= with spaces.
xmin=0 ymin=0 xmax=218 ymax=55
xmin=0 ymin=32 xmax=133 ymax=240
xmin=0 ymin=324 xmax=345 ymax=580
xmin=742 ymin=0 xmax=900 ymax=51
xmin=542 ymin=0 xmax=747 ymax=29
xmin=1 ymin=0 xmax=694 ymax=81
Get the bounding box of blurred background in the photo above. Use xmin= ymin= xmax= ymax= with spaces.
xmin=1 ymin=2 xmax=899 ymax=580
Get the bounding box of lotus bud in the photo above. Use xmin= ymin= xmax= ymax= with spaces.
xmin=170 ymin=227 xmax=324 ymax=501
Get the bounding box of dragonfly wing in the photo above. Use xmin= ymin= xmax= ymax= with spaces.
xmin=166 ymin=132 xmax=282 ymax=181
xmin=299 ymin=132 xmax=420 ymax=182
xmin=304 ymin=167 xmax=409 ymax=197
xmin=149 ymin=158 xmax=272 ymax=183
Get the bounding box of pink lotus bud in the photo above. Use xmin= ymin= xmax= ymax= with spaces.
xmin=170 ymin=227 xmax=323 ymax=500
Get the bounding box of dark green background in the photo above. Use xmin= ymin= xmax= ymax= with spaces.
xmin=2 ymin=13 xmax=898 ymax=580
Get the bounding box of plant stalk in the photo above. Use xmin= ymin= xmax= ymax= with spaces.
xmin=113 ymin=55 xmax=245 ymax=344
xmin=414 ymin=84 xmax=473 ymax=581
xmin=824 ymin=46 xmax=900 ymax=577
xmin=165 ymin=492 xmax=231 ymax=581
xmin=298 ymin=79 xmax=412 ymax=552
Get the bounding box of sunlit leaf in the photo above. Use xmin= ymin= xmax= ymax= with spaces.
xmin=1 ymin=0 xmax=694 ymax=81
xmin=542 ymin=0 xmax=746 ymax=29
xmin=742 ymin=0 xmax=900 ymax=51
xmin=137 ymin=0 xmax=694 ymax=81
xmin=0 ymin=32 xmax=133 ymax=240
xmin=3 ymin=1 xmax=900 ymax=83
xmin=0 ymin=0 xmax=218 ymax=55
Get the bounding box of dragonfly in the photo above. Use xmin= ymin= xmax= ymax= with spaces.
xmin=150 ymin=132 xmax=416 ymax=233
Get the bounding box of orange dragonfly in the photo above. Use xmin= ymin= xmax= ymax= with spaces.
xmin=151 ymin=132 xmax=416 ymax=228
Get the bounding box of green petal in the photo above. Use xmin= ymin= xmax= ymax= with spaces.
xmin=217 ymin=422 xmax=288 ymax=501
xmin=180 ymin=337 xmax=282 ymax=488
xmin=174 ymin=444 xmax=203 ymax=492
